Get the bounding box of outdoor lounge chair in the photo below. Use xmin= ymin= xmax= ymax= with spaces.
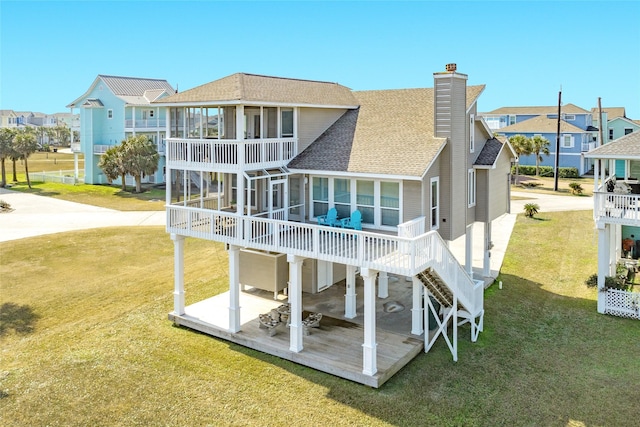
xmin=317 ymin=207 xmax=340 ymax=227
xmin=340 ymin=210 xmax=362 ymax=230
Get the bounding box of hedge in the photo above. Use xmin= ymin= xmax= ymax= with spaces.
xmin=511 ymin=165 xmax=579 ymax=178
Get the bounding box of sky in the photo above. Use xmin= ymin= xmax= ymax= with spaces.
xmin=1 ymin=0 xmax=639 ymax=118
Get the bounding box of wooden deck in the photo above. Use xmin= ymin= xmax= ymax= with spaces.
xmin=168 ymin=287 xmax=425 ymax=388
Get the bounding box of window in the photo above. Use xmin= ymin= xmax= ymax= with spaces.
xmin=561 ymin=134 xmax=574 ymax=148
xmin=334 ymin=178 xmax=351 ymax=219
xmin=281 ymin=108 xmax=293 ymax=137
xmin=149 ymin=110 xmax=154 ymax=118
xmin=312 ymin=177 xmax=329 ymax=217
xmin=430 ymin=177 xmax=439 ymax=230
xmin=563 ymin=114 xmax=575 ymax=121
xmin=508 ymin=115 xmax=516 ymax=125
xmin=107 ymin=109 xmax=113 ymax=119
xmin=469 ymin=114 xmax=475 ymax=153
xmin=468 ymin=169 xmax=476 ymax=207
xmin=609 ymin=129 xmax=614 ymax=140
xmin=625 ymin=128 xmax=633 ymax=135
xmin=356 ymin=180 xmax=375 ymax=224
xmin=380 ymin=181 xmax=399 ymax=226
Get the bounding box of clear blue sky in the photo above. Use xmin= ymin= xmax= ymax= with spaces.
xmin=1 ymin=0 xmax=639 ymax=118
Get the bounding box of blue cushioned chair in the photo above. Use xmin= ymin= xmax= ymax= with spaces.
xmin=317 ymin=207 xmax=340 ymax=227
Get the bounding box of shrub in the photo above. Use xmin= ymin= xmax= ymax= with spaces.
xmin=523 ymin=203 xmax=539 ymax=218
xmin=510 ymin=166 xmax=579 ymax=178
xmin=569 ymin=182 xmax=583 ymax=195
xmin=585 ymin=273 xmax=629 ymax=290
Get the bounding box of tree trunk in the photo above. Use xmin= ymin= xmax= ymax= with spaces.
xmin=1 ymin=158 xmax=6 ymax=187
xmin=25 ymin=158 xmax=32 ymax=189
xmin=135 ymin=175 xmax=142 ymax=193
xmin=120 ymin=173 xmax=127 ymax=191
xmin=175 ymin=170 xmax=181 ymax=202
xmin=535 ymin=155 xmax=540 ymax=177
xmin=515 ymin=163 xmax=520 ymax=185
xmin=11 ymin=159 xmax=17 ymax=182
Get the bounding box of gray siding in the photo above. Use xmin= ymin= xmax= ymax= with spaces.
xmin=402 ymin=180 xmax=422 ymax=222
xmin=475 ymin=170 xmax=490 ymax=222
xmin=298 ymin=108 xmax=348 ymax=153
xmin=487 ymin=151 xmax=512 ymax=221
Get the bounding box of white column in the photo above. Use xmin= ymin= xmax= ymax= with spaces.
xmin=344 ymin=265 xmax=357 ymax=319
xmin=597 ymin=224 xmax=608 ymax=313
xmin=236 ymin=106 xmax=245 ymax=215
xmin=378 ymin=271 xmax=389 ymax=299
xmin=411 ymin=276 xmax=424 ymax=335
xmin=171 ymin=233 xmax=185 ymax=315
xmin=483 ymin=221 xmax=492 ymax=277
xmin=465 ymin=223 xmax=473 ymax=276
xmin=228 ymin=245 xmax=241 ymax=332
xmin=131 ymin=106 xmax=136 ymax=136
xmin=610 ymin=224 xmax=618 ymax=276
xmin=361 ymin=268 xmax=378 ymax=376
xmin=287 ymin=254 xmax=304 ymax=352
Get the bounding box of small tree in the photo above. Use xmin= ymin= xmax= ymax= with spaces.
xmin=530 ymin=135 xmax=550 ymax=177
xmin=509 ymin=134 xmax=532 ymax=184
xmin=98 ymin=145 xmax=126 ymax=190
xmin=121 ymin=135 xmax=159 ymax=193
xmin=13 ymin=128 xmax=39 ymax=189
xmin=524 ymin=203 xmax=539 ymax=218
xmin=0 ymin=128 xmax=16 ymax=187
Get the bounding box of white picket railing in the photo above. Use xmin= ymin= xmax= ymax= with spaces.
xmin=593 ymin=192 xmax=640 ymax=225
xmin=124 ymin=119 xmax=166 ymax=129
xmin=604 ymin=288 xmax=640 ymax=319
xmin=166 ymin=137 xmax=297 ymax=172
xmin=166 ymin=205 xmax=482 ymax=315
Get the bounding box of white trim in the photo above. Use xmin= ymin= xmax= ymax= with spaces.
xmin=469 ymin=114 xmax=475 ymax=153
xmin=467 ymin=169 xmax=476 ymax=208
xmin=288 ymin=168 xmax=421 ymax=181
xmin=430 ymin=177 xmax=439 ymax=231
xmin=152 ymin=100 xmax=359 ymax=110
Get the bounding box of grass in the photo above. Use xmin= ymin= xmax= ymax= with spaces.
xmin=1 ymin=213 xmax=639 ymax=426
xmin=512 ymin=175 xmax=594 ymax=197
xmin=4 ymin=151 xmax=166 ymax=211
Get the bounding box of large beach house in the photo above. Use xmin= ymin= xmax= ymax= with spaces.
xmin=155 ymin=64 xmax=517 ymax=387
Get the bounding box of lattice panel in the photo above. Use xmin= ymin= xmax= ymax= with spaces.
xmin=604 ymin=289 xmax=640 ymax=319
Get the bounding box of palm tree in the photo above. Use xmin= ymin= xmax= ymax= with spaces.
xmin=0 ymin=128 xmax=16 ymax=187
xmin=121 ymin=135 xmax=159 ymax=193
xmin=509 ymin=134 xmax=532 ymax=184
xmin=98 ymin=145 xmax=126 ymax=190
xmin=530 ymin=135 xmax=550 ymax=177
xmin=13 ymin=128 xmax=39 ymax=189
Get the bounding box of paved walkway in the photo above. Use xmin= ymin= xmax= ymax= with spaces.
xmin=0 ymin=187 xmax=593 ymax=282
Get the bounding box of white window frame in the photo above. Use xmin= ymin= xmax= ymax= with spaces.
xmin=430 ymin=177 xmax=439 ymax=231
xmin=508 ymin=115 xmax=516 ymax=125
xmin=469 ymin=114 xmax=475 ymax=153
xmin=563 ymin=114 xmax=576 ymax=121
xmin=107 ymin=109 xmax=113 ymax=119
xmin=468 ymin=169 xmax=476 ymax=207
xmin=561 ymin=134 xmax=574 ymax=148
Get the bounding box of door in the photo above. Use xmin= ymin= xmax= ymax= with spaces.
xmin=245 ymin=109 xmax=261 ymax=139
xmin=268 ymin=179 xmax=286 ymax=220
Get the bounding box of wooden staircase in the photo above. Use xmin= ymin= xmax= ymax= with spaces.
xmin=416 ymin=267 xmax=484 ymax=362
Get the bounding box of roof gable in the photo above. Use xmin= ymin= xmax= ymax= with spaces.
xmin=585 ymin=130 xmax=640 ymax=159
xmin=497 ymin=115 xmax=586 ymax=134
xmin=485 ymin=103 xmax=589 ymax=116
xmin=67 ymin=75 xmax=174 ymax=108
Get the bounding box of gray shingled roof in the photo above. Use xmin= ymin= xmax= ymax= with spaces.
xmin=155 ymin=73 xmax=358 ymax=107
xmin=484 ymin=103 xmax=589 ymax=115
xmin=82 ymin=99 xmax=104 ymax=107
xmin=590 ymin=107 xmax=626 ymax=120
xmin=288 ymin=85 xmax=485 ymax=177
xmin=474 ymin=138 xmax=504 ymax=167
xmin=497 ymin=115 xmax=586 ymax=134
xmin=585 ymin=131 xmax=640 ymax=159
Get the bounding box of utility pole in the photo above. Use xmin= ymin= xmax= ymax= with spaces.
xmin=598 ymin=97 xmax=604 ymax=147
xmin=553 ymin=88 xmax=562 ymax=191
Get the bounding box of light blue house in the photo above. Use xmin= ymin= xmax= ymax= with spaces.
xmin=67 ymin=75 xmax=175 ymax=185
xmin=482 ymin=104 xmax=597 ymax=175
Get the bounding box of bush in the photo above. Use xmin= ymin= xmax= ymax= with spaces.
xmin=511 ymin=166 xmax=579 ymax=178
xmin=586 ymin=272 xmax=631 ymax=291
xmin=524 ymin=203 xmax=539 ymax=218
xmin=568 ymin=182 xmax=583 ymax=195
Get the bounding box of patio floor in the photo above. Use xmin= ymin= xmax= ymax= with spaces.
xmin=168 ymin=274 xmax=426 ymax=388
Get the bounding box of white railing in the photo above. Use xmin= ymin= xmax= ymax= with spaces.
xmin=593 ymin=192 xmax=640 ymax=225
xmin=166 ymin=205 xmax=482 ymax=315
xmin=93 ymin=144 xmax=114 ymax=154
xmin=166 ymin=137 xmax=298 ymax=172
xmin=124 ymin=119 xmax=166 ymax=129
xmin=604 ymin=288 xmax=640 ymax=319
xmin=398 ymin=216 xmax=426 ymax=238
xmin=29 ymin=170 xmax=84 ymax=185
xmin=581 ymin=142 xmax=596 ymax=152
xmin=70 ymin=143 xmax=81 ymax=153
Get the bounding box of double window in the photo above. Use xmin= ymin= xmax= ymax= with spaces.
xmin=561 ymin=134 xmax=574 ymax=148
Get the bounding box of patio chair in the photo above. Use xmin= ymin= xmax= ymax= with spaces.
xmin=317 ymin=207 xmax=340 ymax=227
xmin=340 ymin=210 xmax=362 ymax=231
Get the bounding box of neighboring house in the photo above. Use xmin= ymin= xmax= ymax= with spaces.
xmin=155 ymin=64 xmax=516 ymax=387
xmin=66 ymin=75 xmax=175 ymax=185
xmin=482 ymin=104 xmax=597 ymax=174
xmin=0 ymin=110 xmax=18 ymax=128
xmin=15 ymin=111 xmax=35 ymax=126
xmin=607 ymin=116 xmax=639 ymax=142
xmin=584 ymin=131 xmax=640 ymax=320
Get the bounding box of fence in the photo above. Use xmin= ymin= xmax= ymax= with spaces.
xmin=29 ymin=170 xmax=84 ymax=185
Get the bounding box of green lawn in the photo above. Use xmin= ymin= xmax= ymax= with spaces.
xmin=1 ymin=212 xmax=638 ymax=426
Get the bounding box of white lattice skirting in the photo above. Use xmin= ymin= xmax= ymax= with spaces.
xmin=604 ymin=289 xmax=640 ymax=319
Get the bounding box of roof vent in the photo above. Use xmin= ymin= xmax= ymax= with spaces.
xmin=446 ymin=63 xmax=457 ymax=72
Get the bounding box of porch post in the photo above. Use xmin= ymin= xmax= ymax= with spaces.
xmin=483 ymin=221 xmax=492 ymax=278
xmin=593 ymin=160 xmax=599 ymax=193
xmin=597 ymin=224 xmax=608 ymax=313
xmin=378 ymin=271 xmax=389 ymax=299
xmin=132 ymin=106 xmax=136 ymax=136
xmin=465 ymin=223 xmax=473 ymax=276
xmin=610 ymin=224 xmax=618 ymax=276
xmin=287 ymin=254 xmax=304 ymax=352
xmin=171 ymin=233 xmax=185 ymax=315
xmin=411 ymin=276 xmax=424 ymax=335
xmin=344 ymin=264 xmax=357 ymax=319
xmin=228 ymin=244 xmax=241 ymax=332
xmin=236 ymin=105 xmax=245 ymax=215
xmin=361 ymin=268 xmax=378 ymax=376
